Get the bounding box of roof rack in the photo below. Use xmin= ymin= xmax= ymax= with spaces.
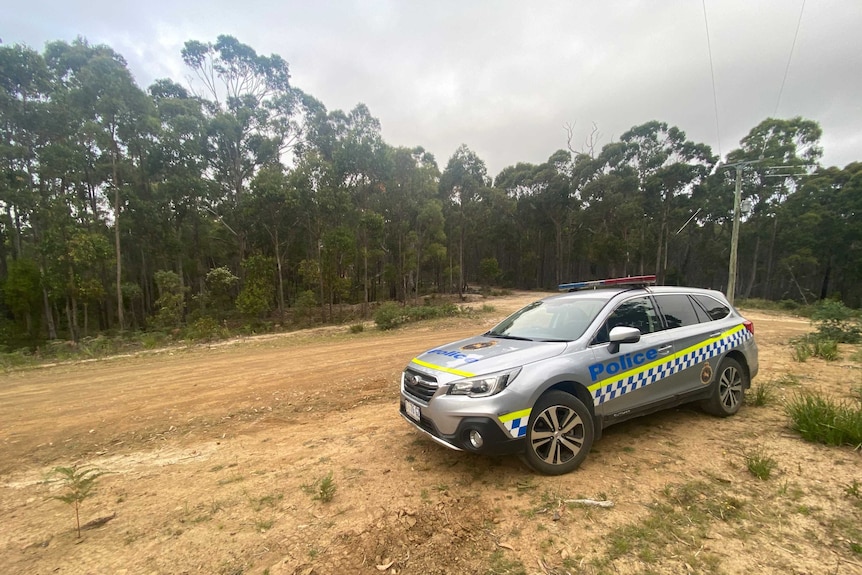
xmin=558 ymin=275 xmax=656 ymax=292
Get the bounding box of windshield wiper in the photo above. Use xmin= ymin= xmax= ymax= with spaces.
xmin=486 ymin=333 xmax=534 ymax=341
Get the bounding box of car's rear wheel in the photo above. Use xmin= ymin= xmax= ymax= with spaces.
xmin=522 ymin=391 xmax=594 ymax=475
xmin=701 ymin=357 xmax=747 ymax=417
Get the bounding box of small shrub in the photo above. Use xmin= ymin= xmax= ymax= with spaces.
xmin=785 ymin=392 xmax=862 ymax=447
xmin=810 ymin=300 xmax=861 ymax=343
xmin=374 ymin=302 xmax=407 ymax=330
xmin=140 ymin=332 xmax=168 ymax=349
xmin=349 ymin=323 xmax=364 ymax=334
xmin=184 ymin=317 xmax=229 ymax=342
xmin=744 ymin=449 xmax=778 ymax=480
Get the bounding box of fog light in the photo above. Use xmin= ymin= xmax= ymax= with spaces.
xmin=468 ymin=430 xmax=484 ymax=449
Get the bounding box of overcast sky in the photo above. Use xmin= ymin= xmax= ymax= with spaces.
xmin=5 ymin=0 xmax=861 ymax=177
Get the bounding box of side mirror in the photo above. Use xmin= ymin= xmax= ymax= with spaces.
xmin=608 ymin=326 xmax=641 ymax=354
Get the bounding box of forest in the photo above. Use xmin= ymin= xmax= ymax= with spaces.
xmin=1 ymin=35 xmax=860 ymax=350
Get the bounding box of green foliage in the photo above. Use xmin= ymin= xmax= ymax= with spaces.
xmin=747 ymin=381 xmax=775 ymax=407
xmin=153 ymin=270 xmax=186 ymax=329
xmin=202 ymin=266 xmax=239 ymax=318
xmin=184 ymin=317 xmax=229 ymax=342
xmin=293 ymin=290 xmax=319 ymax=323
xmin=792 ymin=338 xmax=840 ymax=361
xmin=792 ymin=342 xmax=811 ymax=362
xmin=50 ymin=465 xmax=110 ymax=538
xmin=484 ymin=549 xmax=527 ymax=575
xmin=810 ymin=300 xmax=861 ymax=343
xmin=373 ymin=301 xmax=461 ymax=330
xmin=349 ymin=323 xmax=364 ymax=334
xmin=374 ymin=302 xmax=408 ymax=330
xmin=479 ymin=257 xmax=501 ymax=286
xmin=301 ymin=471 xmax=336 ymax=503
xmin=236 ymin=255 xmax=276 ymax=318
xmin=744 ymin=449 xmax=778 ymax=480
xmin=785 ymin=392 xmax=862 ymax=447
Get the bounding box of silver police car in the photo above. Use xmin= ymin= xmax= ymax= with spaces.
xmin=399 ymin=276 xmax=759 ymax=475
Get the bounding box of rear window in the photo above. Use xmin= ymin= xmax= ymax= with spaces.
xmin=692 ymin=294 xmax=730 ymax=321
xmin=655 ymin=294 xmax=701 ymax=329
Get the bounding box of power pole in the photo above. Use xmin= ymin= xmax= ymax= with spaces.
xmin=721 ymin=159 xmax=760 ymax=305
xmin=727 ymin=165 xmax=743 ymax=305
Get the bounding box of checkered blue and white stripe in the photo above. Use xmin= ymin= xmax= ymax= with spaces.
xmin=593 ymin=328 xmax=750 ymax=406
xmin=503 ymin=416 xmax=529 ymax=438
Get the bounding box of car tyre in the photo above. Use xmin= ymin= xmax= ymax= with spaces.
xmin=701 ymin=357 xmax=747 ymax=417
xmin=522 ymin=391 xmax=594 ymax=475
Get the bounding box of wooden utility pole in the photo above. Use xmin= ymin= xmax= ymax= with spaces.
xmin=727 ymin=165 xmax=743 ymax=305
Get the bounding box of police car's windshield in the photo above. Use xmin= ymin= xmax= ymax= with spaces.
xmin=486 ymin=298 xmax=606 ymax=342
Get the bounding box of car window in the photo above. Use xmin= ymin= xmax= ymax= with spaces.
xmin=692 ymin=294 xmax=730 ymax=321
xmin=592 ymin=296 xmax=660 ymax=344
xmin=655 ymin=294 xmax=701 ymax=329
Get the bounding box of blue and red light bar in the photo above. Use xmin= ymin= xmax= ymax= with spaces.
xmin=558 ymin=275 xmax=656 ymax=292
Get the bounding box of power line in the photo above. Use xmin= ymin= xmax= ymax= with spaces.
xmin=774 ymin=0 xmax=806 ymax=117
xmin=702 ymin=0 xmax=722 ymax=159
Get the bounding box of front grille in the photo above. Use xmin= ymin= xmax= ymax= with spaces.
xmin=402 ymin=368 xmax=438 ymax=402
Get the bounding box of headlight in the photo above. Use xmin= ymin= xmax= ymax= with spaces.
xmin=448 ymin=368 xmax=521 ymax=398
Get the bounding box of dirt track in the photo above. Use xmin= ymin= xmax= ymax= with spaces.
xmin=1 ymin=293 xmax=861 ymax=575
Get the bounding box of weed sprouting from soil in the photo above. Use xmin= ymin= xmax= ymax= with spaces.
xmin=748 ymin=381 xmax=776 ymax=407
xmin=301 ymin=471 xmax=337 ymax=503
xmin=744 ymin=449 xmax=778 ymax=480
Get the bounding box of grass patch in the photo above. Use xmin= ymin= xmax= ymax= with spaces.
xmin=748 ymin=381 xmax=776 ymax=407
xmin=744 ymin=449 xmax=778 ymax=480
xmin=792 ymin=342 xmax=812 ymax=362
xmin=603 ymin=480 xmax=743 ymax=570
xmin=484 ymin=549 xmax=526 ymax=575
xmin=785 ymin=392 xmax=862 ymax=447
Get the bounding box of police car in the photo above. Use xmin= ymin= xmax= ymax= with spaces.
xmin=399 ymin=276 xmax=758 ymax=475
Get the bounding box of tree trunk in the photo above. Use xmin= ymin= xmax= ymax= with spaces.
xmin=111 ymin=134 xmax=124 ymax=331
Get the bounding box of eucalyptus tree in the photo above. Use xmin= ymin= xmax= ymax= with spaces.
xmin=776 ymin=163 xmax=862 ymax=305
xmin=39 ymin=38 xmax=153 ymax=333
xmin=181 ymin=35 xmax=300 ymax=262
xmin=619 ymin=122 xmax=716 ymax=284
xmin=0 ymin=44 xmax=51 ymax=269
xmin=380 ymin=146 xmax=441 ymax=301
xmin=439 ymin=145 xmax=490 ymax=296
xmin=143 ymin=78 xmax=212 ymax=311
xmin=247 ymin=165 xmax=297 ymax=320
xmin=722 ymin=117 xmax=823 ymax=299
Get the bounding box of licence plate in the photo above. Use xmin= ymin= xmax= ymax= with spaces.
xmin=405 ymin=400 xmax=421 ymax=421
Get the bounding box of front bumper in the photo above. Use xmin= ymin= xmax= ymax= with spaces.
xmin=399 ymin=396 xmax=525 ymax=456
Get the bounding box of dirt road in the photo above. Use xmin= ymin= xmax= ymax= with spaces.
xmin=1 ymin=293 xmax=860 ymax=574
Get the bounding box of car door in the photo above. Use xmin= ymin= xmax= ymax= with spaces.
xmin=588 ymin=295 xmax=676 ymax=419
xmin=651 ymin=293 xmax=719 ymax=397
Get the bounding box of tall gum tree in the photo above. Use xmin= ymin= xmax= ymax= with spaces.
xmin=181 ymin=35 xmax=300 ymax=264
xmin=723 ymin=117 xmax=822 ymax=299
xmin=619 ymin=121 xmax=716 ymax=284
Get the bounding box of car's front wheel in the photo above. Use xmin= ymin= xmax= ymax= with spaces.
xmin=522 ymin=391 xmax=594 ymax=475
xmin=701 ymin=357 xmax=747 ymax=417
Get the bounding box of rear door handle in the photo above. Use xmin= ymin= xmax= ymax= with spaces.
xmin=657 ymin=345 xmax=673 ymax=354
xmin=709 ymin=331 xmax=722 ymax=338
